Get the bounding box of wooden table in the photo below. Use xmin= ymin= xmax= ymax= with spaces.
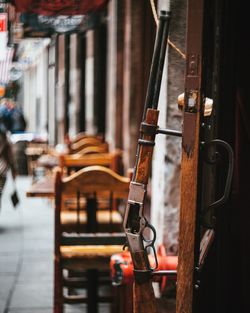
xmin=26 ymin=175 xmax=55 ymax=198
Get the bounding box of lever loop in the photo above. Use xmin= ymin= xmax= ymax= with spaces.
xmin=143 ymin=223 xmax=158 ymax=270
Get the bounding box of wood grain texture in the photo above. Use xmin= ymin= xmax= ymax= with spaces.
xmin=177 ymin=134 xmax=199 ymax=313
xmin=130 ymin=108 xmax=159 ymax=313
xmin=176 ymin=0 xmax=204 ymax=311
xmin=133 ymin=281 xmax=157 ymax=313
xmin=132 ymin=250 xmax=157 ymax=313
xmin=61 ymin=245 xmax=123 ymax=258
xmin=134 ymin=108 xmax=159 ymax=184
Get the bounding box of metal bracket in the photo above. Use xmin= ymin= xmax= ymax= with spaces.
xmin=187 ymin=54 xmax=199 ymax=76
xmin=140 ymin=122 xmax=158 ymax=136
xmin=152 ymin=270 xmax=177 ymax=278
xmin=157 ymin=127 xmax=182 ymax=137
xmin=128 ymin=182 xmax=147 ymax=205
xmin=134 ymin=269 xmax=152 ymax=284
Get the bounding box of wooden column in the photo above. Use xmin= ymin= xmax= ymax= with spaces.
xmin=94 ymin=21 xmax=107 ymax=135
xmin=114 ymin=0 xmax=125 ymax=149
xmin=64 ymin=34 xmax=70 ymax=135
xmin=176 ymin=0 xmax=205 ymax=312
xmin=85 ymin=30 xmax=95 ymax=134
xmin=56 ymin=35 xmax=66 ymax=143
xmin=47 ymin=36 xmax=56 ymax=146
xmin=122 ymin=0 xmax=155 ymax=170
xmin=106 ymin=0 xmax=125 ymax=150
xmin=78 ymin=33 xmax=86 ymax=132
xmin=68 ymin=34 xmax=81 ymax=137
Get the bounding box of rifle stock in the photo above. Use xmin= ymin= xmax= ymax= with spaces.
xmin=123 ymin=10 xmax=171 ymax=313
xmin=132 ymin=250 xmax=157 ymax=313
xmin=133 ymin=281 xmax=157 ymax=313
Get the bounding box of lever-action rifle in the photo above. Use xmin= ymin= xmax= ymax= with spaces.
xmin=123 ymin=11 xmax=173 ymax=313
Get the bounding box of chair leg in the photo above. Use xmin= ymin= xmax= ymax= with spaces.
xmin=126 ymin=284 xmax=133 ymax=313
xmin=86 ymin=269 xmax=98 ymax=313
xmin=54 ymin=259 xmax=63 ymax=313
xmin=111 ymin=285 xmax=118 ymax=313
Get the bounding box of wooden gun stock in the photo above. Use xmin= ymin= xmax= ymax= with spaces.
xmin=134 ymin=281 xmax=157 ymax=313
xmin=132 ymin=251 xmax=157 ymax=313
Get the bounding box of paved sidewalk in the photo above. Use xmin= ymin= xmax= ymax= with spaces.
xmin=0 ymin=175 xmax=54 ymax=313
xmin=0 ymin=175 xmax=111 ymax=313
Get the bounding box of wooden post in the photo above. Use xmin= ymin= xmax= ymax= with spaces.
xmin=176 ymin=0 xmax=205 ymax=312
xmin=122 ymin=0 xmax=154 ymax=170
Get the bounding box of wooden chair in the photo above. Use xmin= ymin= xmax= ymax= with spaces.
xmin=59 ymin=150 xmax=124 ymax=233
xmin=36 ymin=141 xmax=113 ymax=178
xmin=54 ymin=166 xmax=130 ymax=313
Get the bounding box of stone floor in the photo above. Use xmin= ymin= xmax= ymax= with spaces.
xmin=0 ymin=174 xmax=175 ymax=313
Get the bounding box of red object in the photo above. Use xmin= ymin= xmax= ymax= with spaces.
xmin=110 ymin=245 xmax=178 ymax=291
xmin=11 ymin=0 xmax=109 ymax=16
xmin=0 ymin=13 xmax=7 ymax=32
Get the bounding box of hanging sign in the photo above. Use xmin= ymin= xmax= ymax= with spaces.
xmin=0 ymin=13 xmax=7 ymax=32
xmin=0 ymin=14 xmax=8 ymax=61
xmin=11 ymin=0 xmax=109 ymax=16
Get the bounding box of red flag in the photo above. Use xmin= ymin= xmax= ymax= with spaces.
xmin=11 ymin=0 xmax=109 ymax=16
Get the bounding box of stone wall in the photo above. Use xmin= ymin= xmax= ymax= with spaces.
xmin=151 ymin=0 xmax=186 ymax=254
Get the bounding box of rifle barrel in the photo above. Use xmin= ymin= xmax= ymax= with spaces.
xmin=143 ymin=10 xmax=171 ymax=118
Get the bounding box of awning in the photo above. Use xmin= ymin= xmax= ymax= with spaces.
xmin=11 ymin=0 xmax=109 ymax=16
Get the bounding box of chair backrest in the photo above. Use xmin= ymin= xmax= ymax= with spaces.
xmin=54 ymin=165 xmax=130 ymax=253
xmin=75 ymin=143 xmax=109 ymax=155
xmin=70 ymin=133 xmax=104 ymax=144
xmin=59 ymin=150 xmax=123 ymax=175
xmin=69 ymin=137 xmax=106 ymax=154
xmin=59 ymin=165 xmax=129 ymax=196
